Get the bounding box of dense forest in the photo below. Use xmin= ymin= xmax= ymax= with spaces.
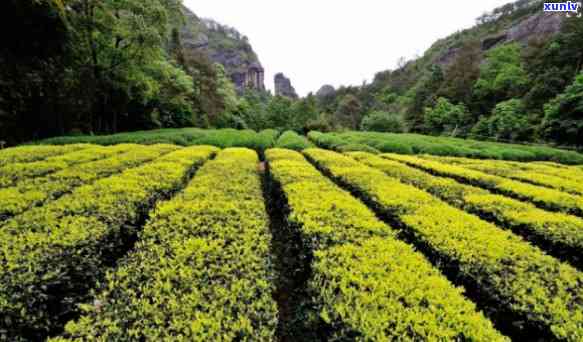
xmin=0 ymin=0 xmax=319 ymax=146
xmin=1 ymin=0 xmax=582 ymax=149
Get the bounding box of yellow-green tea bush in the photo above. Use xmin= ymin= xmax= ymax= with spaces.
xmin=0 ymin=144 xmax=137 ymax=188
xmin=466 ymin=158 xmax=583 ymax=196
xmin=266 ymin=148 xmax=506 ymax=341
xmin=425 ymin=156 xmax=583 ymax=196
xmin=305 ymin=148 xmax=583 ymax=341
xmin=54 ymin=148 xmax=277 ymax=341
xmin=349 ymin=152 xmax=583 ymax=267
xmin=0 ymin=146 xmax=217 ymax=340
xmin=384 ymin=153 xmax=583 ymax=217
xmin=0 ymin=144 xmax=177 ymax=221
xmin=431 ymin=156 xmax=583 ymax=183
xmin=0 ymin=144 xmax=90 ymax=164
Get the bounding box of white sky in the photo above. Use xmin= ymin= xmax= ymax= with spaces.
xmin=183 ymin=0 xmax=513 ymax=96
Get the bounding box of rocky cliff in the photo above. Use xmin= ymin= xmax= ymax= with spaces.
xmin=274 ymin=73 xmax=298 ymax=99
xmin=427 ymin=1 xmax=564 ymax=67
xmin=180 ymin=6 xmax=265 ymax=92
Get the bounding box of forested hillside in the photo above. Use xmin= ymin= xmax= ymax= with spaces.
xmin=0 ymin=0 xmax=266 ymax=145
xmin=316 ymin=0 xmax=583 ymax=148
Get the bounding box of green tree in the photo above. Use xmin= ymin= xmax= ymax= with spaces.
xmin=305 ymin=113 xmax=335 ymax=132
xmin=361 ymin=111 xmax=404 ymax=133
xmin=0 ymin=0 xmax=72 ymax=143
xmin=72 ymin=0 xmax=174 ymax=133
xmin=473 ymin=43 xmax=530 ymax=113
xmin=266 ymin=96 xmax=295 ymax=130
xmin=405 ymin=65 xmax=444 ymax=132
xmin=440 ymin=40 xmax=481 ymax=107
xmin=187 ymin=52 xmax=220 ymax=127
xmin=376 ymin=88 xmax=399 ymax=109
xmin=540 ymin=73 xmax=583 ymax=146
xmin=291 ymin=94 xmax=319 ymax=132
xmin=335 ymin=94 xmax=363 ymax=129
xmin=523 ymin=17 xmax=583 ymax=113
xmin=146 ymin=60 xmax=195 ymax=128
xmin=489 ymin=99 xmax=531 ymax=141
xmin=470 ymin=99 xmax=532 ymax=142
xmin=210 ymin=64 xmax=243 ymax=128
xmin=236 ymin=89 xmax=271 ymax=131
xmin=424 ymin=97 xmax=471 ymax=136
xmin=215 ymin=64 xmax=239 ymax=112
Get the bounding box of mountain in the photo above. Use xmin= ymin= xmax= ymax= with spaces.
xmin=313 ymin=0 xmax=583 ymax=146
xmin=415 ymin=0 xmax=562 ymax=69
xmin=180 ymin=6 xmax=265 ymax=92
xmin=364 ymin=0 xmax=565 ymax=97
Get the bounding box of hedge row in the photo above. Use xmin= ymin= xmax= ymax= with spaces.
xmin=0 ymin=144 xmax=90 ymax=164
xmin=431 ymin=156 xmax=583 ymax=181
xmin=53 ymin=148 xmax=277 ymax=341
xmin=0 ymin=144 xmax=177 ymax=221
xmin=35 ymin=128 xmax=281 ymax=151
xmin=384 ymin=154 xmax=583 ymax=218
xmin=465 ymin=165 xmax=583 ymax=196
xmin=0 ymin=144 xmax=136 ymax=188
xmin=304 ymin=148 xmax=583 ymax=341
xmin=308 ymin=131 xmax=583 ymax=164
xmin=33 ymin=128 xmax=209 ymax=146
xmin=307 ymin=131 xmax=381 ymax=154
xmin=0 ymin=146 xmax=218 ymax=340
xmin=274 ymin=131 xmax=314 ymax=151
xmin=266 ymin=148 xmax=506 ymax=340
xmin=193 ymin=129 xmax=279 ymax=150
xmin=350 ymin=152 xmax=583 ymax=268
xmin=425 ymin=156 xmax=583 ymax=196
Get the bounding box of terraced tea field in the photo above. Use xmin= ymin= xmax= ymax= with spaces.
xmin=0 ymin=144 xmax=582 ymax=341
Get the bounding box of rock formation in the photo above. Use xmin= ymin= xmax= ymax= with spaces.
xmin=433 ymin=10 xmax=564 ymax=67
xmin=274 ymin=73 xmax=298 ymax=99
xmin=179 ymin=6 xmax=265 ymax=92
xmin=316 ymin=85 xmax=336 ymax=98
xmin=506 ymin=12 xmax=563 ymax=44
xmin=480 ymin=13 xmax=563 ymax=51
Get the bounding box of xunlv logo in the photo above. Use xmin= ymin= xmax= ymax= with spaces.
xmin=544 ymin=1 xmax=582 ymax=16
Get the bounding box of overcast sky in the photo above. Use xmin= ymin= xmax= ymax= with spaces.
xmin=183 ymin=0 xmax=512 ymax=96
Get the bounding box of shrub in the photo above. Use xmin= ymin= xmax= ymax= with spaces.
xmin=336 ymin=143 xmax=380 ymax=154
xmin=385 ymin=154 xmax=583 ymax=219
xmin=0 ymin=145 xmax=179 ymax=221
xmin=0 ymin=146 xmax=218 ymax=340
xmin=360 ymin=111 xmax=404 ymax=133
xmin=0 ymin=144 xmax=89 ymax=164
xmin=266 ymin=149 xmax=506 ymax=340
xmin=54 ymin=149 xmax=277 ymax=341
xmin=275 ymin=131 xmax=313 ymax=150
xmin=307 ymin=149 xmax=583 ymax=340
xmin=352 ymin=152 xmax=583 ymax=268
